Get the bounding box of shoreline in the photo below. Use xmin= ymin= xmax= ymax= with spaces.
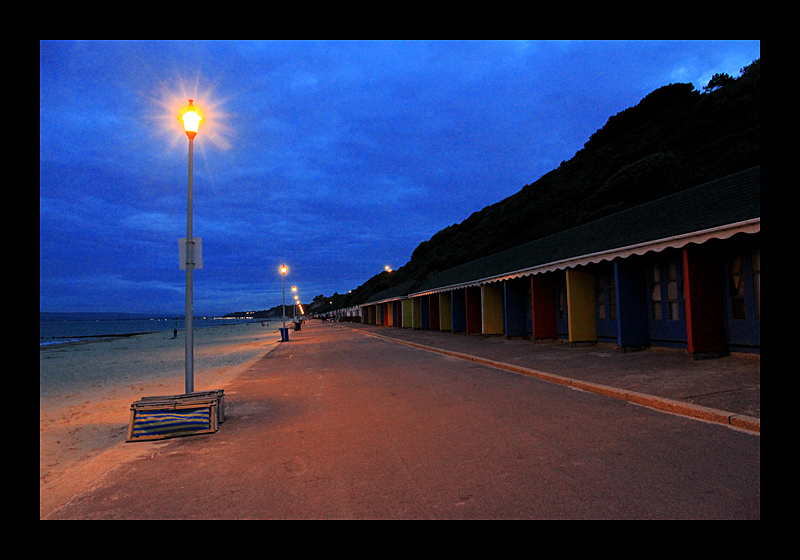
xmin=40 ymin=332 xmax=159 ymax=348
xmin=40 ymin=318 xmax=268 ymax=347
xmin=40 ymin=322 xmax=281 ymax=518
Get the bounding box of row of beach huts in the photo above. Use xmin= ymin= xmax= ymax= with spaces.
xmin=328 ymin=167 xmax=760 ymax=358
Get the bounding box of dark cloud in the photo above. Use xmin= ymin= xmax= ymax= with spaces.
xmin=40 ymin=40 xmax=760 ymax=314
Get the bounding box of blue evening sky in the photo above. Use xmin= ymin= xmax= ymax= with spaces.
xmin=40 ymin=40 xmax=760 ymax=316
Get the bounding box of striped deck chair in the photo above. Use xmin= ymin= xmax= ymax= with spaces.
xmin=127 ymin=390 xmax=224 ymax=442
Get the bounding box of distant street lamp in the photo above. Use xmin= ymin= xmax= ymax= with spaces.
xmin=178 ymin=99 xmax=204 ymax=394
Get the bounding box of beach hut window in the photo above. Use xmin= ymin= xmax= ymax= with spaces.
xmin=651 ymin=265 xmax=662 ymax=320
xmin=666 ymin=261 xmax=681 ymax=320
xmin=729 ymin=255 xmax=747 ymax=320
xmin=650 ymin=261 xmax=684 ymax=321
xmin=752 ymin=249 xmax=760 ymax=321
xmin=596 ymin=272 xmax=616 ymax=321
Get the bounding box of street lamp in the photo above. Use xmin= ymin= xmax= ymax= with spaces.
xmin=292 ymin=286 xmax=297 ymax=322
xmin=178 ymin=99 xmax=204 ymax=394
xmin=280 ymin=265 xmax=288 ymax=331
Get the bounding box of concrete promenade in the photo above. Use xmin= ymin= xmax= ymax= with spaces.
xmin=345 ymin=322 xmax=760 ymax=430
xmin=43 ymin=322 xmax=760 ymax=520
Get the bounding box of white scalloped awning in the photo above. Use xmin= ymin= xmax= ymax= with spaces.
xmin=360 ymin=296 xmax=407 ymax=307
xmin=410 ymin=218 xmax=759 ymax=298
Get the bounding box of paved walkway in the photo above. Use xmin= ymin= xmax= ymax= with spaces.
xmin=43 ymin=322 xmax=760 ymax=520
xmin=343 ymin=322 xmax=760 ymax=432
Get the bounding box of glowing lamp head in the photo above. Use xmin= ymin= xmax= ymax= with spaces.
xmin=178 ymin=99 xmax=204 ymax=138
xmin=280 ymin=265 xmax=288 ymax=275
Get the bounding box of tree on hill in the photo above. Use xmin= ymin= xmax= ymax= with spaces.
xmin=703 ymin=72 xmax=735 ymax=93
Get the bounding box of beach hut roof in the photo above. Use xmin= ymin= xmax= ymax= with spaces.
xmin=411 ymin=166 xmax=760 ymax=297
xmin=362 ymin=280 xmax=419 ymax=305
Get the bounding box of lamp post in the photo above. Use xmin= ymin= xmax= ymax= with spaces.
xmin=280 ymin=265 xmax=288 ymax=331
xmin=178 ymin=99 xmax=204 ymax=394
xmin=292 ymin=286 xmax=297 ymax=322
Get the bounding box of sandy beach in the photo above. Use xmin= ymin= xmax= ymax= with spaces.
xmin=40 ymin=321 xmax=280 ymax=517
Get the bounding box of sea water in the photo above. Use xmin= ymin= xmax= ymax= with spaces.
xmin=40 ymin=316 xmax=262 ymax=346
xmin=40 ymin=315 xmax=281 ymax=398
